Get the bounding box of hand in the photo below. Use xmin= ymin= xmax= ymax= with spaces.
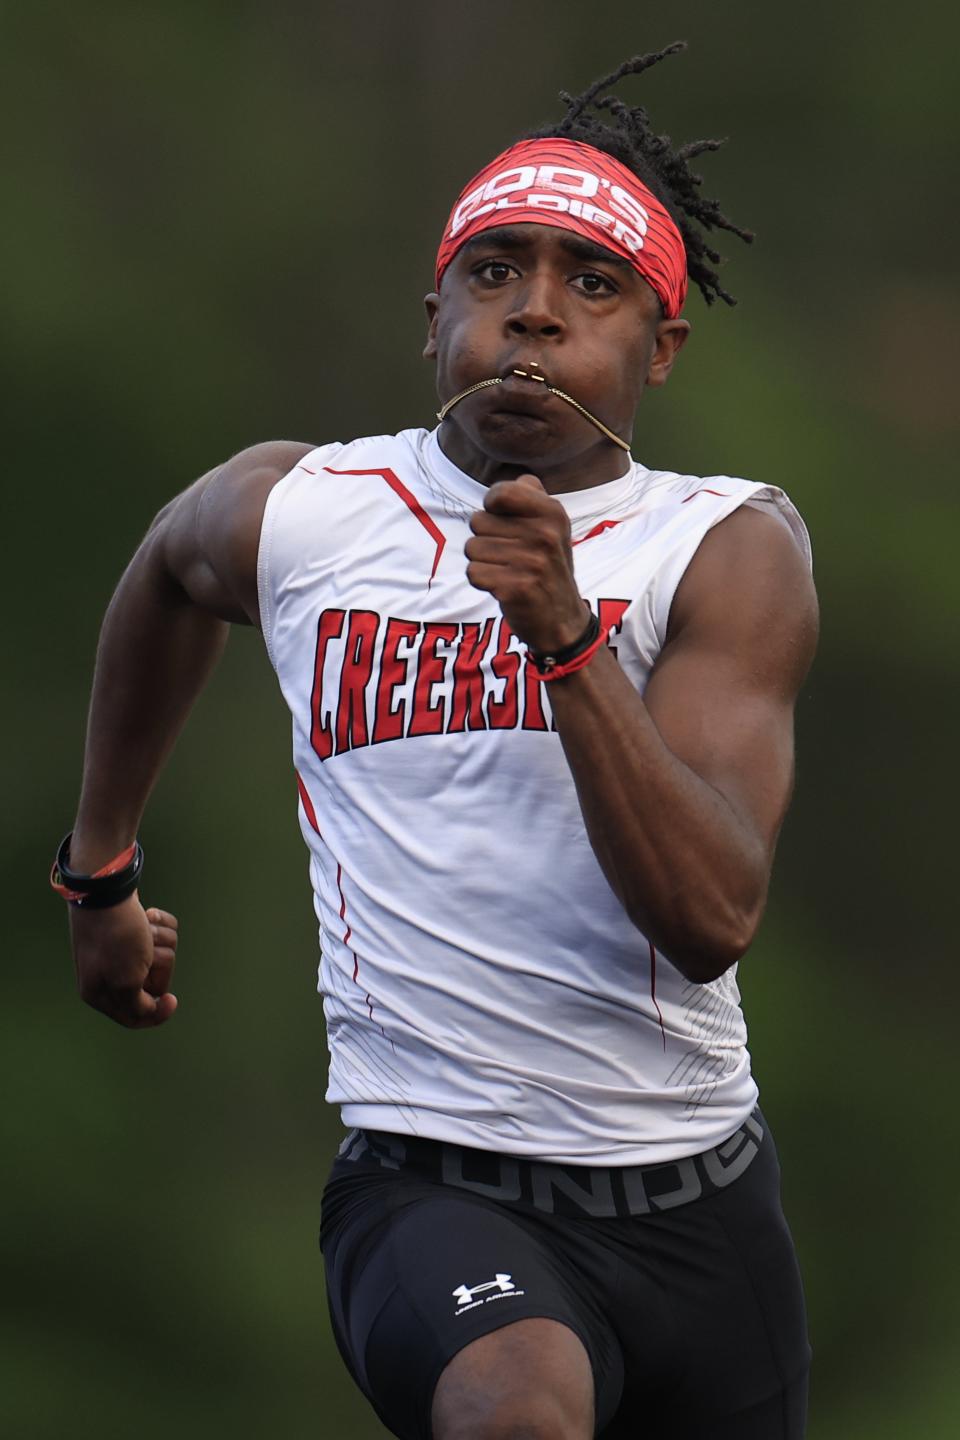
xmin=70 ymin=893 xmax=179 ymax=1028
xmin=465 ymin=474 xmax=589 ymax=652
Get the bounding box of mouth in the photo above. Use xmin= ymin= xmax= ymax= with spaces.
xmin=490 ymin=362 xmax=560 ymax=416
xmin=491 ymin=370 xmax=555 ymax=417
xmin=498 ymin=360 xmax=553 ymax=387
xmin=436 ymin=364 xmax=631 ymax=453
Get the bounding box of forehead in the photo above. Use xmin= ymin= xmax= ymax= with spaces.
xmin=458 ymin=223 xmax=635 ymax=273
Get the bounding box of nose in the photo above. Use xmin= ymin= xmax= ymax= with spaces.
xmin=505 ymin=273 xmax=565 ymax=339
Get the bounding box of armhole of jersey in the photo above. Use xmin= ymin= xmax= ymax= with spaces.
xmin=742 ymin=487 xmax=813 ymax=571
xmin=650 ymin=482 xmax=813 ymax=651
xmin=257 ymin=442 xmax=340 ymax=670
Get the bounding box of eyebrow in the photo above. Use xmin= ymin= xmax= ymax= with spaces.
xmin=460 ymin=225 xmax=634 ymax=273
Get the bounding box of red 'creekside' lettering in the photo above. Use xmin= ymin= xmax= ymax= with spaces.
xmin=335 ymin=610 xmax=380 ymax=754
xmin=310 ymin=608 xmax=346 ymax=761
xmin=372 ymin=618 xmax=421 ymax=744
xmin=487 ymin=620 xmax=521 ymax=730
xmin=310 ymin=602 xmax=628 ymax=760
xmin=521 ymin=654 xmax=550 ymax=732
xmin=598 ymin=598 xmax=630 ymax=660
xmin=449 ymin=619 xmax=494 ymax=732
xmin=409 ymin=623 xmax=459 ymax=736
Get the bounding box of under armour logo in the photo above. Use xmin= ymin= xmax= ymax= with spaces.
xmin=452 ymin=1273 xmax=516 ymax=1305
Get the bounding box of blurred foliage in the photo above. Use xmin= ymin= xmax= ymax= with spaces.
xmin=3 ymin=2 xmax=958 ymax=1436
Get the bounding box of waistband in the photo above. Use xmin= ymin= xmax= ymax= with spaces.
xmin=334 ymin=1110 xmax=765 ymax=1220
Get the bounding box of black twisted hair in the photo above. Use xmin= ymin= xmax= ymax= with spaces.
xmin=523 ymin=43 xmax=753 ymax=306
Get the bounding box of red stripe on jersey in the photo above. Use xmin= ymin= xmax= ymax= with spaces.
xmin=572 ymin=518 xmax=625 ymax=546
xmin=335 ymin=861 xmax=381 ymax=1032
xmin=295 ymin=770 xmax=322 ymax=835
xmin=324 ymin=465 xmax=446 ymax=586
xmin=336 ymin=861 xmax=358 ymax=980
xmin=682 ymin=489 xmax=731 ymax=503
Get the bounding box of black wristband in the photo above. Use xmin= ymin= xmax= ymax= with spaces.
xmin=50 ymin=833 xmax=144 ymax=909
xmin=528 ymin=609 xmax=601 ymax=677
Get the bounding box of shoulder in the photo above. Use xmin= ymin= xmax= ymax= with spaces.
xmin=200 ymin=438 xmax=318 ymax=515
xmin=159 ymin=439 xmax=319 ymax=624
xmin=681 ymin=498 xmax=812 ymax=582
xmin=159 ymin=439 xmax=316 ymax=541
xmin=667 ymin=501 xmax=819 ymax=692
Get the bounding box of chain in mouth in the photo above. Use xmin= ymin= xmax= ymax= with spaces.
xmin=436 ymin=367 xmax=631 ymax=453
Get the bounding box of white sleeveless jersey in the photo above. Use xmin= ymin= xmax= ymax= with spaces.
xmin=258 ymin=427 xmax=811 ymax=1164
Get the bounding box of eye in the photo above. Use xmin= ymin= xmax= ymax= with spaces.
xmin=572 ymin=270 xmax=617 ymax=296
xmin=472 ymin=259 xmax=518 ymax=285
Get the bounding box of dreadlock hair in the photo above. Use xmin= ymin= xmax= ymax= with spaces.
xmin=523 ymin=43 xmax=753 ymax=307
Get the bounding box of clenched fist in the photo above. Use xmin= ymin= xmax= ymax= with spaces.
xmin=70 ymin=894 xmax=179 ymax=1028
xmin=465 ymin=473 xmax=589 ymax=653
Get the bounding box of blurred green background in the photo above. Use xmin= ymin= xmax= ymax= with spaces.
xmin=4 ymin=1 xmax=958 ymax=1436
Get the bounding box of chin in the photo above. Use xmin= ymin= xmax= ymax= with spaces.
xmin=473 ymin=412 xmax=572 ymax=465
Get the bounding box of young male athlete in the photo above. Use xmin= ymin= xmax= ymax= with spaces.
xmin=55 ymin=46 xmax=817 ymax=1440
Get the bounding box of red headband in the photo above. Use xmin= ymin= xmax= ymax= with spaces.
xmin=435 ymin=138 xmax=688 ymax=318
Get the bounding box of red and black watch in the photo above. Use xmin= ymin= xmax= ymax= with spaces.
xmin=50 ymin=833 xmax=144 ymax=908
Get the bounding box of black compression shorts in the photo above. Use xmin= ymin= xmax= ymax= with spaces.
xmin=319 ymin=1111 xmax=810 ymax=1439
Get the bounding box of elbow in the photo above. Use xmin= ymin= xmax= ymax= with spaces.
xmin=669 ymin=930 xmax=753 ymax=984
xmin=628 ymin=894 xmax=764 ymax=985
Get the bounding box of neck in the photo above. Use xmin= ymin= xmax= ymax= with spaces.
xmin=437 ymin=422 xmax=632 ymax=494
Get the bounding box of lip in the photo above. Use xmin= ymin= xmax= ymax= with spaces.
xmin=489 ymin=379 xmax=555 ymax=418
xmin=493 ymin=366 xmax=559 ymax=412
xmin=498 ymin=360 xmax=553 ymax=387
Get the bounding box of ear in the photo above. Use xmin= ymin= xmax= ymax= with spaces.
xmin=423 ymin=292 xmax=440 ymax=360
xmin=645 ymin=318 xmax=691 ymax=389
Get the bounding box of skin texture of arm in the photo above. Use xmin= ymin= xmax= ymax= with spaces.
xmin=466 ymin=475 xmax=819 ymax=983
xmin=67 ymin=439 xmax=312 ymax=1027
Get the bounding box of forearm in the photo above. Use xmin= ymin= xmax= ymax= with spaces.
xmin=549 ymin=648 xmax=767 ymax=980
xmin=70 ymin=525 xmax=229 ymax=871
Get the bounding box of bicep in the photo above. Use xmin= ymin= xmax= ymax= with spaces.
xmin=643 ymin=506 xmax=819 ymax=850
